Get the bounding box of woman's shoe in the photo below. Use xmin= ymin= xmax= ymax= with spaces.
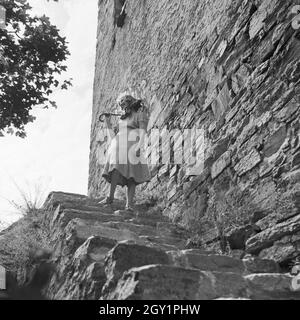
xmin=98 ymin=197 xmax=113 ymax=205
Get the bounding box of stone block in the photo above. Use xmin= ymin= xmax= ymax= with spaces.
xmin=243 ymin=257 xmax=280 ymax=274
xmin=211 ymin=151 xmax=231 ymax=179
xmin=168 ymin=251 xmax=245 ymax=274
xmin=107 ymin=265 xmax=248 ymax=300
xmin=263 ymin=126 xmax=287 ymax=158
xmin=246 ymin=214 xmax=300 ymax=255
xmin=234 ymin=149 xmax=261 ymax=176
xmin=245 ymin=273 xmax=300 ymax=299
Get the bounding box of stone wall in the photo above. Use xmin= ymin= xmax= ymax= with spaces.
xmin=89 ymin=0 xmax=300 ymax=262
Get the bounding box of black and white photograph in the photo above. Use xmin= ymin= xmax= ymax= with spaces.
xmin=0 ymin=0 xmax=300 ymax=307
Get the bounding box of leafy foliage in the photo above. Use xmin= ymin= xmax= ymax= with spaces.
xmin=0 ymin=0 xmax=71 ymax=137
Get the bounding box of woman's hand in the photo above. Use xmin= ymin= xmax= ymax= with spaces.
xmin=103 ymin=114 xmax=112 ymax=127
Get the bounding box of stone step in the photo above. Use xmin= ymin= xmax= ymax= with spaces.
xmin=167 ymin=250 xmax=245 ymax=274
xmin=102 ymin=242 xmax=170 ymax=297
xmin=156 ymin=222 xmax=188 ymax=239
xmin=70 ymin=218 xmax=143 ymax=243
xmin=59 ymin=218 xmax=145 ymax=256
xmin=51 ymin=208 xmax=126 ymax=229
xmin=126 ymin=217 xmax=160 ymax=227
xmin=114 ymin=209 xmax=170 ymax=224
xmin=244 ymin=273 xmax=300 ymax=300
xmin=140 ymin=240 xmax=180 ymax=252
xmin=44 ymin=192 xmax=91 ymax=208
xmin=139 ymin=235 xmax=186 ymax=250
xmin=105 ymin=264 xmax=248 ymax=300
xmin=126 ymin=214 xmax=170 ymax=226
xmin=242 ymin=257 xmax=280 ymax=274
xmin=52 ymin=202 xmax=123 ymax=215
xmin=100 ymin=221 xmax=158 ymax=237
xmin=135 ymin=206 xmax=168 ymax=220
xmin=44 ymin=191 xmax=125 ymax=213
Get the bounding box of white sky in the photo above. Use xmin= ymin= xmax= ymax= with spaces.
xmin=0 ymin=0 xmax=98 ymax=224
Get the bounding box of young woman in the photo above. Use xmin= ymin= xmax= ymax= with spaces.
xmin=99 ymin=95 xmax=151 ymax=211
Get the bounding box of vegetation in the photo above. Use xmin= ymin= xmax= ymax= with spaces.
xmin=206 ymin=187 xmax=257 ymax=253
xmin=0 ymin=209 xmax=50 ymax=272
xmin=0 ymin=0 xmax=71 ymax=137
xmin=0 ymin=220 xmax=8 ymax=231
xmin=200 ymin=185 xmax=299 ymax=253
xmin=0 ymin=215 xmax=50 ymax=276
xmin=0 ymin=182 xmax=51 ymax=273
xmin=5 ymin=179 xmax=48 ymax=216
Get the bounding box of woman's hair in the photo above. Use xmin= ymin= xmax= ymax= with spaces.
xmin=117 ymin=95 xmax=144 ymax=120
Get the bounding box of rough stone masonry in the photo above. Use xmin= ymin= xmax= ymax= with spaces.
xmin=89 ymin=0 xmax=300 ymax=266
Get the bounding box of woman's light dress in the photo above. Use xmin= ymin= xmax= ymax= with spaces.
xmin=102 ymin=107 xmax=151 ymax=186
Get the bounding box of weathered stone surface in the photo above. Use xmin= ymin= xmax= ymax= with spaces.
xmin=263 ymin=126 xmax=287 ymax=158
xmin=168 ymin=251 xmax=245 ymax=274
xmin=140 ymin=234 xmax=186 ymax=250
xmin=102 ymin=242 xmax=170 ymax=296
xmin=255 ymin=207 xmax=299 ymax=232
xmin=45 ymin=192 xmax=122 ymax=213
xmin=100 ymin=221 xmax=157 ymax=237
xmin=47 ymin=235 xmax=118 ymax=300
xmin=211 ymin=151 xmax=231 ymax=179
xmin=73 ymin=236 xmax=117 ymax=264
xmin=258 ymin=232 xmax=300 ymax=264
xmin=243 ymin=257 xmax=280 ymax=274
xmin=49 ymin=261 xmax=105 ymax=300
xmin=44 ymin=192 xmax=90 ymax=208
xmin=245 ymin=273 xmax=300 ymax=300
xmin=156 ymin=222 xmax=187 ymax=239
xmin=52 ymin=209 xmax=125 ymax=229
xmin=234 ymin=149 xmax=261 ymax=176
xmin=246 ymin=214 xmax=300 ymax=255
xmin=60 ymin=218 xmax=143 ymax=257
xmin=106 ymin=265 xmax=248 ymax=300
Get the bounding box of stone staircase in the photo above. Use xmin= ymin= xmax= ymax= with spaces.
xmin=41 ymin=192 xmax=300 ymax=300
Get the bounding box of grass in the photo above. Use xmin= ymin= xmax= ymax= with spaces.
xmin=192 ymin=184 xmax=300 ymax=254
xmin=205 ymin=187 xmax=258 ymax=253
xmin=0 ymin=220 xmax=8 ymax=232
xmin=2 ymin=179 xmax=49 ymax=217
xmin=0 ymin=182 xmax=51 ymax=273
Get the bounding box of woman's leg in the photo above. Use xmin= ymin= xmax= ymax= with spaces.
xmin=99 ymin=170 xmax=119 ymax=204
xmin=126 ymin=180 xmax=136 ymax=209
xmin=109 ymin=169 xmax=119 ymax=200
